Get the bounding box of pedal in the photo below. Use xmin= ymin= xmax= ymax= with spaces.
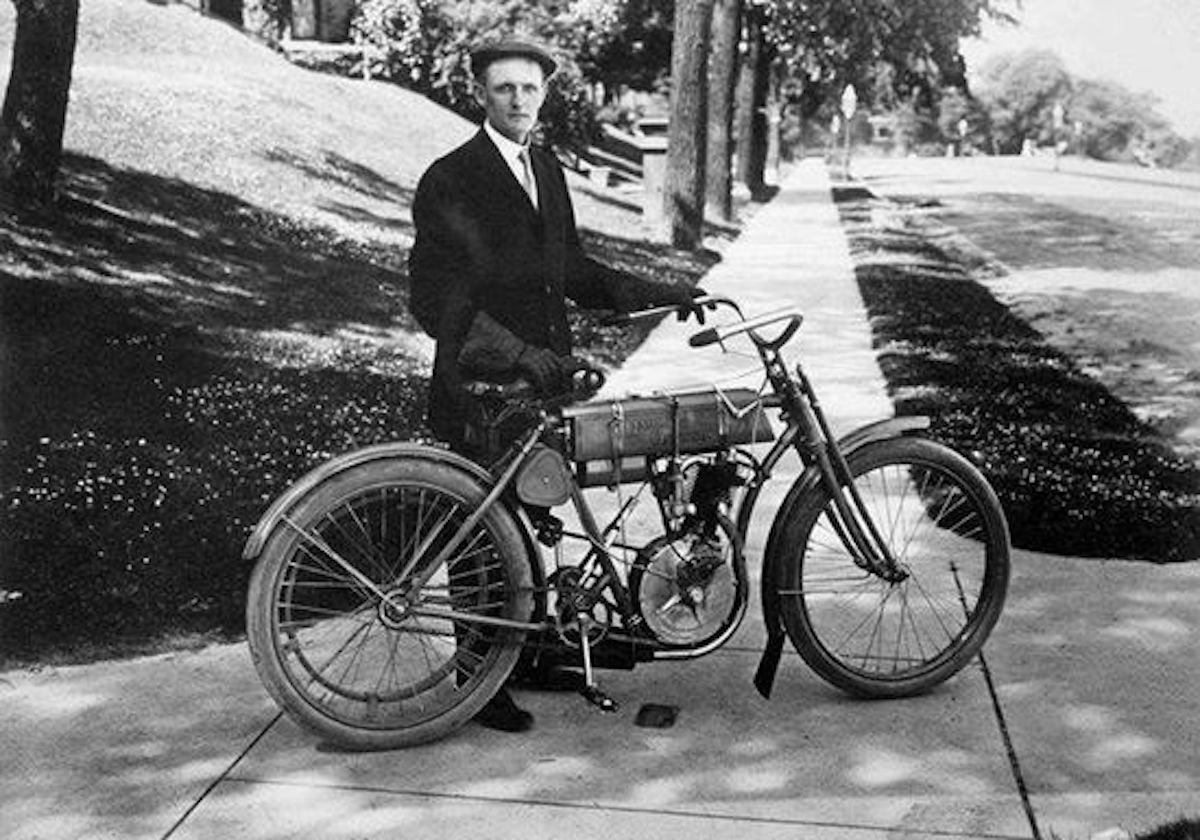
xmin=580 ymin=684 xmax=619 ymax=713
xmin=575 ymin=613 xmax=619 ymax=713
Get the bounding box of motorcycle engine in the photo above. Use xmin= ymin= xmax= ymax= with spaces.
xmin=633 ymin=530 xmax=740 ymax=647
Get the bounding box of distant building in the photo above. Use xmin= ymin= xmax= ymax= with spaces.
xmin=205 ymin=0 xmax=355 ymax=43
xmin=287 ymin=0 xmax=355 ymax=42
xmin=868 ymin=115 xmax=899 ymax=151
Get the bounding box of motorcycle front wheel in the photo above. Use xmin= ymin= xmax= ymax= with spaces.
xmin=246 ymin=457 xmax=532 ymax=750
xmin=777 ymin=437 xmax=1010 ymax=698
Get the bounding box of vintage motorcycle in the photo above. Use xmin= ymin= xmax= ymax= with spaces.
xmin=243 ymin=296 xmax=1011 ymax=749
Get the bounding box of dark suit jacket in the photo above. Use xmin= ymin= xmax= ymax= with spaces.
xmin=409 ymin=129 xmax=661 ymax=444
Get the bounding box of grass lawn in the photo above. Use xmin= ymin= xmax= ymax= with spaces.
xmin=7 ymin=1 xmax=1193 ymax=668
xmin=833 ymin=183 xmax=1200 ymax=562
xmin=0 ymin=1 xmax=719 ymax=665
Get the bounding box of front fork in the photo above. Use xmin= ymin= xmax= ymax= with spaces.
xmin=746 ymin=377 xmax=931 ymax=698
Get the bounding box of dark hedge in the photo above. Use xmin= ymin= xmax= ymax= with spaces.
xmin=833 ymin=185 xmax=1200 ymax=562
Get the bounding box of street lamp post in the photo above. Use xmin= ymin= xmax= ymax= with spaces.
xmin=840 ymin=84 xmax=857 ymax=179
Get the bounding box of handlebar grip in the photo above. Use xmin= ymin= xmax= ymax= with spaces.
xmin=572 ymin=366 xmax=606 ymax=392
xmin=689 ymin=327 xmax=720 ymax=348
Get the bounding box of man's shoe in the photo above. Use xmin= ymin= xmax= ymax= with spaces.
xmin=473 ymin=687 xmax=534 ymax=733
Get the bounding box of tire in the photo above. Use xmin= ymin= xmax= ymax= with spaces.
xmin=246 ymin=457 xmax=532 ymax=749
xmin=777 ymin=437 xmax=1009 ymax=698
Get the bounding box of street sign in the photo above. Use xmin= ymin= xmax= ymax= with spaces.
xmin=840 ymin=85 xmax=857 ymax=120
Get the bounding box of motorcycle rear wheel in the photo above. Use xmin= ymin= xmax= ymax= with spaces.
xmin=246 ymin=457 xmax=532 ymax=750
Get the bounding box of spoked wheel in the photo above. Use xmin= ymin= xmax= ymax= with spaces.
xmin=778 ymin=437 xmax=1009 ymax=698
xmin=246 ymin=458 xmax=532 ymax=750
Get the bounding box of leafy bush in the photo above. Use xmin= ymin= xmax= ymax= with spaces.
xmin=242 ymin=0 xmax=292 ymax=42
xmin=347 ymin=0 xmax=596 ymax=149
xmin=537 ymin=60 xmax=597 ymax=149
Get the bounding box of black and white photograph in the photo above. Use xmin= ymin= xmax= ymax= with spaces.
xmin=3 ymin=1 xmax=1199 ymax=838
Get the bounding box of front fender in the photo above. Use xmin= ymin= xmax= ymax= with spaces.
xmin=241 ymin=442 xmax=496 ymax=561
xmin=753 ymin=415 xmax=930 ymax=698
xmin=833 ymin=415 xmax=930 ymax=455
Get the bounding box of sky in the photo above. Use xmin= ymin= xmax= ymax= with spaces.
xmin=960 ymin=0 xmax=1200 ymax=136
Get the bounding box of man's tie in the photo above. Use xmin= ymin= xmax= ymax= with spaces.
xmin=517 ymin=147 xmax=538 ymax=210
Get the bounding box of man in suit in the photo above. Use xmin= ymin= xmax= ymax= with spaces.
xmin=409 ymin=40 xmax=705 ymax=732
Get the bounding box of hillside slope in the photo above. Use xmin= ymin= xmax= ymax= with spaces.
xmin=5 ymin=0 xmax=471 ymax=242
xmin=0 ymin=0 xmax=717 ymax=661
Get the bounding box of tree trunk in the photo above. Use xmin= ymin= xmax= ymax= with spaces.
xmin=664 ymin=0 xmax=713 ymax=250
xmin=743 ymin=28 xmax=773 ymax=198
xmin=733 ymin=7 xmax=763 ymax=195
xmin=0 ymin=0 xmax=80 ymax=217
xmin=704 ymin=0 xmax=740 ymax=223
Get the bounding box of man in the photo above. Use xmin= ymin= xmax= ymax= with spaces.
xmin=409 ymin=39 xmax=704 ymax=732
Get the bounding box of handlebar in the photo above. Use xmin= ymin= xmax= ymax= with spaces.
xmin=607 ymin=295 xmax=801 ymax=353
xmin=601 ymin=294 xmax=742 ymax=326
xmin=689 ymin=307 xmax=803 ymax=352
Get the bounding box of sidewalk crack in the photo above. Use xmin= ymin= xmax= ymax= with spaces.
xmin=159 ymin=710 xmax=284 ymax=839
xmin=977 ymin=648 xmax=1045 ymax=840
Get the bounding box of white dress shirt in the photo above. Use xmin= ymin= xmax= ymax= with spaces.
xmin=484 ymin=120 xmax=538 ymax=210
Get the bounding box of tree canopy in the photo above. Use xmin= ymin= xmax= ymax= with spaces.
xmin=766 ymin=0 xmax=1017 ymax=117
xmin=974 ymin=48 xmax=1072 ymax=154
xmin=972 ymin=48 xmax=1189 ymax=166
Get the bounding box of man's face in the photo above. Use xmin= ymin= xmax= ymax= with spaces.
xmin=474 ymin=57 xmax=547 ymax=144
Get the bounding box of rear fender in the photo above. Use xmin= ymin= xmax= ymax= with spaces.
xmin=240 ymin=442 xmax=547 ymax=611
xmin=241 ymin=442 xmax=492 ymax=560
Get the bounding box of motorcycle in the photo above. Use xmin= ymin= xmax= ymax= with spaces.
xmin=243 ymin=296 xmax=1010 ymax=749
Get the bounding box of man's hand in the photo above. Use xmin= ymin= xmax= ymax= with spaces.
xmin=515 ymin=346 xmax=568 ymax=392
xmin=651 ymin=284 xmax=710 ymax=324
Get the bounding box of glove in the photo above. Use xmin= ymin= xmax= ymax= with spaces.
xmin=564 ymin=356 xmax=606 ymax=394
xmin=515 ymin=346 xmax=568 ymax=392
xmin=651 ymin=284 xmax=709 ymax=324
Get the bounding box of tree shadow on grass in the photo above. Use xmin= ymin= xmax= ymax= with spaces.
xmin=0 ymin=153 xmax=433 ymax=662
xmin=0 ymin=152 xmax=722 ymax=664
xmin=934 ymin=191 xmax=1200 ymax=273
xmin=261 ymin=147 xmax=416 ymax=207
xmin=5 ymin=151 xmax=418 ymax=336
xmin=833 ymin=185 xmax=1200 ymax=562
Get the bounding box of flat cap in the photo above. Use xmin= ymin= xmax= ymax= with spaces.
xmin=470 ymin=39 xmax=558 ymax=78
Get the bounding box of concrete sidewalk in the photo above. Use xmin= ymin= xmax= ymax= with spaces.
xmin=5 ymin=160 xmax=1200 ymax=840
